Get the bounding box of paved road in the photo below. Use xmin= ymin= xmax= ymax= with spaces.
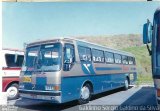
xmin=6 ymin=85 xmax=159 ymax=111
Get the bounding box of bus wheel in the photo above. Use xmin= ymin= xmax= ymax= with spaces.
xmin=78 ymin=84 xmax=91 ymax=104
xmin=6 ymin=83 xmax=19 ymax=100
xmin=124 ymin=78 xmax=129 ymax=90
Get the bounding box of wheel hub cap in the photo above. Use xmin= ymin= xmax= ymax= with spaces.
xmin=125 ymin=80 xmax=129 ymax=88
xmin=81 ymin=86 xmax=90 ymax=100
xmin=7 ymin=87 xmax=18 ymax=98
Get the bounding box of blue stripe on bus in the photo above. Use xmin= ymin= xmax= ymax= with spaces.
xmin=95 ymin=67 xmax=122 ymax=71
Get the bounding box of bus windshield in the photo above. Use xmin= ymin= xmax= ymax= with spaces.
xmin=23 ymin=43 xmax=62 ymax=71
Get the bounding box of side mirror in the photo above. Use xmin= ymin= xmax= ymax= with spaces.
xmin=143 ymin=20 xmax=152 ymax=44
xmin=63 ymin=58 xmax=72 ymax=71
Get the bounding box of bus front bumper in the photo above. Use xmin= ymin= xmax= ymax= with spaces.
xmin=19 ymin=89 xmax=61 ymax=103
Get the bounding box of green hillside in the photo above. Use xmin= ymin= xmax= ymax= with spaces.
xmin=122 ymin=46 xmax=153 ymax=85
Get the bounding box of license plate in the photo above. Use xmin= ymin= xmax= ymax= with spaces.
xmin=23 ymin=76 xmax=32 ymax=82
xmin=31 ymin=94 xmax=37 ymax=99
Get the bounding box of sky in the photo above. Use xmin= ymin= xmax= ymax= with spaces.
xmin=2 ymin=2 xmax=160 ymax=49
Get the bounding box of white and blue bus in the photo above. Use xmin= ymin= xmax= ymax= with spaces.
xmin=143 ymin=7 xmax=160 ymax=105
xmin=19 ymin=38 xmax=137 ymax=104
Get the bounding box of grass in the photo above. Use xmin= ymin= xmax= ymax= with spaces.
xmin=122 ymin=46 xmax=153 ymax=85
xmin=136 ymin=74 xmax=153 ymax=86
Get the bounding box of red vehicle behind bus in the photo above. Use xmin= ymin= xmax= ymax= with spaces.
xmin=2 ymin=48 xmax=24 ymax=100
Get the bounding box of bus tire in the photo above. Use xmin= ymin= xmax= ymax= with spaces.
xmin=123 ymin=78 xmax=129 ymax=90
xmin=78 ymin=84 xmax=91 ymax=104
xmin=6 ymin=83 xmax=19 ymax=100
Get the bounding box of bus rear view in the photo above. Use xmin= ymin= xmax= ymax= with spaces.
xmin=143 ymin=7 xmax=160 ymax=105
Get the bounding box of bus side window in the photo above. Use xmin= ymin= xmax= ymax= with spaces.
xmin=105 ymin=51 xmax=114 ymax=63
xmin=133 ymin=57 xmax=136 ymax=65
xmin=63 ymin=44 xmax=75 ymax=71
xmin=17 ymin=55 xmax=24 ymax=67
xmin=78 ymin=46 xmax=91 ymax=62
xmin=122 ymin=55 xmax=128 ymax=65
xmin=114 ymin=54 xmax=122 ymax=64
xmin=5 ymin=54 xmax=24 ymax=67
xmin=92 ymin=49 xmax=105 ymax=63
xmin=5 ymin=54 xmax=16 ymax=67
xmin=128 ymin=56 xmax=134 ymax=65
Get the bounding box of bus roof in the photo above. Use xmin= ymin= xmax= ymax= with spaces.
xmin=155 ymin=7 xmax=160 ymax=15
xmin=27 ymin=37 xmax=134 ymax=57
xmin=2 ymin=48 xmax=24 ymax=52
xmin=156 ymin=7 xmax=160 ymax=12
xmin=27 ymin=38 xmax=63 ymax=47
